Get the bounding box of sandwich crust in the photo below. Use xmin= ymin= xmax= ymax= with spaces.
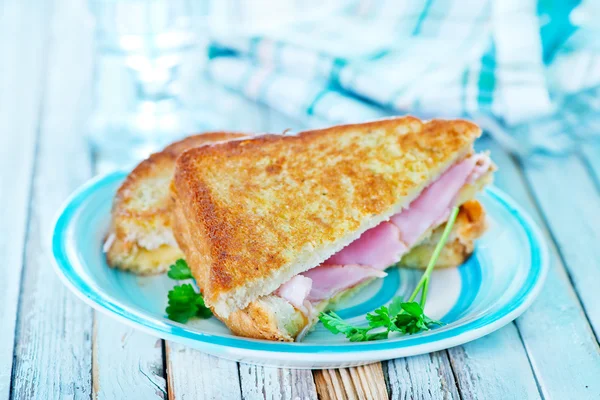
xmin=105 ymin=132 xmax=247 ymax=275
xmin=172 ymin=117 xmax=482 ymax=316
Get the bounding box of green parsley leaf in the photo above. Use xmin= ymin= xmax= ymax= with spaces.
xmin=318 ymin=312 xmax=371 ymax=341
xmin=391 ymin=313 xmax=415 ymax=333
xmin=366 ymin=306 xmax=392 ymax=329
xmin=388 ymin=296 xmax=404 ymax=318
xmin=400 ymin=302 xmax=424 ymax=318
xmin=167 ymin=259 xmax=193 ymax=280
xmin=366 ymin=331 xmax=390 ymax=341
xmin=166 ymin=283 xmax=212 ymax=323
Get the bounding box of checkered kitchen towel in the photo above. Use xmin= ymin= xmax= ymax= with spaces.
xmin=207 ymin=0 xmax=600 ymax=156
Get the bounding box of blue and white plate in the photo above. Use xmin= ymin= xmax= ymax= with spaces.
xmin=52 ymin=172 xmax=548 ymax=369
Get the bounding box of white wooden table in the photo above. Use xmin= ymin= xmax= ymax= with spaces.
xmin=2 ymin=1 xmax=600 ymax=399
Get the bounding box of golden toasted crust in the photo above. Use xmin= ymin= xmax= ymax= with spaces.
xmin=172 ymin=117 xmax=482 ymax=315
xmin=224 ymin=301 xmax=288 ymax=341
xmin=224 ymin=298 xmax=306 ymax=342
xmin=106 ymin=132 xmax=247 ymax=274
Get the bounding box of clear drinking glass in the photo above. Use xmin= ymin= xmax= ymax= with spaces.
xmin=88 ymin=0 xmax=203 ymax=171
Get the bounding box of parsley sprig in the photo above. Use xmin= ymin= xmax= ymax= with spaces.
xmin=165 ymin=260 xmax=212 ymax=323
xmin=167 ymin=259 xmax=193 ymax=280
xmin=318 ymin=206 xmax=460 ymax=341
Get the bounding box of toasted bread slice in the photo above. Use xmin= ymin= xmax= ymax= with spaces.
xmin=228 ymin=200 xmax=488 ymax=342
xmin=172 ymin=117 xmax=483 ymax=317
xmin=172 ymin=197 xmax=488 ymax=341
xmin=105 ymin=132 xmax=247 ymax=275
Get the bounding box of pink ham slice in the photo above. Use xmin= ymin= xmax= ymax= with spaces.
xmin=275 ymin=275 xmax=312 ymax=310
xmin=391 ymin=155 xmax=480 ymax=246
xmin=324 ymin=222 xmax=408 ymax=270
xmin=302 ymin=264 xmax=387 ymax=302
xmin=275 ymin=154 xmax=491 ymax=310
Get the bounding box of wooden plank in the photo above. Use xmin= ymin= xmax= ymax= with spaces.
xmin=0 ymin=0 xmax=53 ymax=397
xmin=239 ymin=364 xmax=317 ymax=400
xmin=521 ymin=155 xmax=600 ymax=337
xmin=448 ymin=324 xmax=540 ymax=400
xmin=78 ymin=0 xmax=171 ymax=394
xmin=93 ymin=315 xmax=166 ymax=400
xmin=165 ymin=342 xmax=242 ymax=400
xmin=9 ymin=0 xmax=95 ymax=398
xmin=386 ymin=351 xmax=459 ymax=400
xmin=40 ymin=1 xmax=172 ymax=398
xmin=313 ymin=363 xmax=389 ymax=400
xmin=478 ymin=137 xmax=600 ymax=397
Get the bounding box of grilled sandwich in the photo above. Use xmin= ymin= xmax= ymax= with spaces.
xmin=171 ymin=117 xmax=494 ymax=341
xmin=105 ymin=132 xmax=247 ymax=275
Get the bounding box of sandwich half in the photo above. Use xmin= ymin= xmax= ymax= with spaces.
xmin=171 ymin=117 xmax=494 ymax=341
xmin=105 ymin=132 xmax=247 ymax=275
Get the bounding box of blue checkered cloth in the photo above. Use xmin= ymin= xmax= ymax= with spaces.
xmin=207 ymin=0 xmax=600 ymax=155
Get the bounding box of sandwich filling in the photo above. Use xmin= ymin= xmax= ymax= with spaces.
xmin=275 ymin=153 xmax=492 ymax=313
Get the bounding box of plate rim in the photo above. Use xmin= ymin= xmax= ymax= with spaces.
xmin=51 ymin=171 xmax=549 ymax=360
